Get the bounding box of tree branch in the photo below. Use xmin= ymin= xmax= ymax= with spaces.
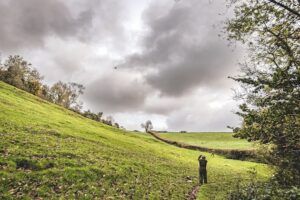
xmin=268 ymin=0 xmax=300 ymax=18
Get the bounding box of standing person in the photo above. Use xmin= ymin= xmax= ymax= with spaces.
xmin=198 ymin=155 xmax=208 ymax=185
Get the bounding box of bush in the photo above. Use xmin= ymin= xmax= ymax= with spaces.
xmin=15 ymin=158 xmax=55 ymax=171
xmin=15 ymin=159 xmax=40 ymax=170
xmin=228 ymin=179 xmax=300 ymax=200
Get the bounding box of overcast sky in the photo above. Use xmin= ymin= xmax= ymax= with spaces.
xmin=0 ymin=0 xmax=245 ymax=131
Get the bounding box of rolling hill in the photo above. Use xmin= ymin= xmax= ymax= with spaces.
xmin=160 ymin=132 xmax=256 ymax=150
xmin=0 ymin=81 xmax=271 ymax=199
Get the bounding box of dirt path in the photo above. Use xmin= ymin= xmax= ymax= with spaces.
xmin=187 ymin=185 xmax=200 ymax=200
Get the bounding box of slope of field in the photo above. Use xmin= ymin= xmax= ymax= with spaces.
xmin=160 ymin=132 xmax=256 ymax=150
xmin=0 ymin=81 xmax=271 ymax=199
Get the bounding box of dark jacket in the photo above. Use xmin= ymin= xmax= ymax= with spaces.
xmin=199 ymin=159 xmax=207 ymax=171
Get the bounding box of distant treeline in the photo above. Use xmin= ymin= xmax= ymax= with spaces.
xmin=0 ymin=55 xmax=122 ymax=129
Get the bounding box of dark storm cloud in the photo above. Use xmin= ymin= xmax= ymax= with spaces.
xmin=122 ymin=0 xmax=237 ymax=96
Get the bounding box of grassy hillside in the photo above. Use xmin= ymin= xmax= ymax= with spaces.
xmin=0 ymin=81 xmax=271 ymax=199
xmin=160 ymin=132 xmax=256 ymax=150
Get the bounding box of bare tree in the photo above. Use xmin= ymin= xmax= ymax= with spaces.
xmin=141 ymin=120 xmax=153 ymax=133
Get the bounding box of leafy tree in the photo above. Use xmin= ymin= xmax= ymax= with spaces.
xmin=141 ymin=120 xmax=153 ymax=133
xmin=0 ymin=60 xmax=4 ymax=80
xmin=40 ymin=84 xmax=51 ymax=100
xmin=226 ymin=0 xmax=300 ymax=185
xmin=104 ymin=116 xmax=114 ymax=126
xmin=26 ymin=69 xmax=44 ymax=95
xmin=0 ymin=55 xmax=43 ymax=95
xmin=49 ymin=81 xmax=85 ymax=111
xmin=0 ymin=55 xmax=88 ymax=114
xmin=97 ymin=112 xmax=103 ymax=121
xmin=114 ymin=123 xmax=120 ymax=128
xmin=82 ymin=110 xmax=103 ymax=122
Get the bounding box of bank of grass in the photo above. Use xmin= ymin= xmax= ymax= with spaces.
xmin=160 ymin=132 xmax=256 ymax=150
xmin=0 ymin=81 xmax=271 ymax=199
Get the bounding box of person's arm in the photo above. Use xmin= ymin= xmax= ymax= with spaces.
xmin=198 ymin=155 xmax=202 ymax=160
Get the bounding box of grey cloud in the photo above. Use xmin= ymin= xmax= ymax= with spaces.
xmin=143 ymin=94 xmax=184 ymax=115
xmin=0 ymin=0 xmax=128 ymax=80
xmin=144 ymin=101 xmax=180 ymax=115
xmin=0 ymin=0 xmax=241 ymax=131
xmin=0 ymin=0 xmax=125 ymax=52
xmin=84 ymin=72 xmax=149 ymax=113
xmin=146 ymin=41 xmax=235 ymax=96
xmin=166 ymin=92 xmax=240 ymax=132
xmin=0 ymin=0 xmax=93 ymax=51
xmin=122 ymin=0 xmax=238 ymax=96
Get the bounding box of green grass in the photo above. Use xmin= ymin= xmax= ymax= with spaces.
xmin=0 ymin=81 xmax=272 ymax=199
xmin=160 ymin=132 xmax=256 ymax=150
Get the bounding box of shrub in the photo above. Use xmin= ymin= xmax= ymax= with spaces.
xmin=15 ymin=159 xmax=40 ymax=170
xmin=228 ymin=178 xmax=300 ymax=200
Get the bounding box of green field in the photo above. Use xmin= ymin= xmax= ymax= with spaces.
xmin=0 ymin=81 xmax=271 ymax=199
xmin=160 ymin=132 xmax=256 ymax=150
